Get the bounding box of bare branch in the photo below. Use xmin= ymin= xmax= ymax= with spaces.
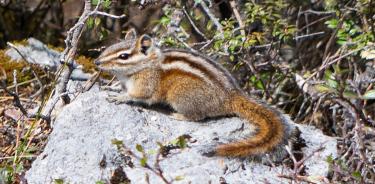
xmin=92 ymin=11 xmax=126 ymax=19
xmin=42 ymin=0 xmax=126 ymax=118
xmin=229 ymin=0 xmax=245 ymax=39
xmin=198 ymin=0 xmax=224 ymax=39
xmin=0 ymin=68 xmax=50 ymax=122
xmin=182 ymin=7 xmax=208 ymax=40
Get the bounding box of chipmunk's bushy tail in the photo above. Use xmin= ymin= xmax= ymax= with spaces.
xmin=217 ymin=93 xmax=285 ymax=157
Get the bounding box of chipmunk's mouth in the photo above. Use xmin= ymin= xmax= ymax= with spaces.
xmin=94 ymin=59 xmax=109 ymax=71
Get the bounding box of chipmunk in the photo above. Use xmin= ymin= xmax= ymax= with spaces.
xmin=94 ymin=29 xmax=288 ymax=157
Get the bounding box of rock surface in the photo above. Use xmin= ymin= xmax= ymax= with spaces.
xmin=5 ymin=38 xmax=91 ymax=80
xmin=26 ymin=86 xmax=337 ymax=184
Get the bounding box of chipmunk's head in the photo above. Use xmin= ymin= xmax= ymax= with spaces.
xmin=95 ymin=28 xmax=162 ymax=75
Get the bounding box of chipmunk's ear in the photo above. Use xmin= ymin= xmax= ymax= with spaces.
xmin=124 ymin=28 xmax=137 ymax=42
xmin=137 ymin=34 xmax=154 ymax=55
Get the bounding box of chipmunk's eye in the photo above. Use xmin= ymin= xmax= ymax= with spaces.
xmin=119 ymin=53 xmax=130 ymax=60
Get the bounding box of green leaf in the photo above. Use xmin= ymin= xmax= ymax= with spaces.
xmin=91 ymin=0 xmax=99 ymax=5
xmin=326 ymin=155 xmax=334 ymax=164
xmin=96 ymin=181 xmax=105 ymax=184
xmin=87 ymin=17 xmax=94 ymax=29
xmin=175 ymin=175 xmax=184 ymax=181
xmin=147 ymin=149 xmax=157 ymax=155
xmin=159 ymin=16 xmax=170 ymax=26
xmin=229 ymin=55 xmax=234 ymax=61
xmin=111 ymin=139 xmax=123 ymax=146
xmin=177 ymin=136 xmax=187 ymax=148
xmin=362 ymin=90 xmax=375 ymax=99
xmin=54 ymin=179 xmax=64 ymax=184
xmin=324 ymin=70 xmax=338 ymax=89
xmin=95 ymin=17 xmax=101 ymax=26
xmin=140 ymin=157 xmax=147 ymax=167
xmin=102 ymin=0 xmax=111 ymax=9
xmin=343 ymin=91 xmax=358 ymax=99
xmin=136 ymin=144 xmax=144 ymax=152
xmin=99 ymin=28 xmax=108 ymax=40
xmin=206 ymin=20 xmax=213 ymax=30
xmin=351 ymin=171 xmax=362 ymax=180
xmin=325 ymin=19 xmax=338 ymax=29
xmin=315 ymin=84 xmax=335 ymax=93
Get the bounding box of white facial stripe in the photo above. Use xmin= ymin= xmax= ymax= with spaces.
xmin=100 ymin=54 xmax=118 ymax=63
xmin=100 ymin=49 xmax=132 ymax=62
xmin=161 ymin=61 xmax=212 ymax=84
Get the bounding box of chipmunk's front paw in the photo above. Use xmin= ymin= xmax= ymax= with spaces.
xmin=106 ymin=94 xmax=131 ymax=104
xmin=100 ymin=85 xmax=122 ymax=93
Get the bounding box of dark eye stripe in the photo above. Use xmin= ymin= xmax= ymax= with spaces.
xmin=119 ymin=53 xmax=130 ymax=60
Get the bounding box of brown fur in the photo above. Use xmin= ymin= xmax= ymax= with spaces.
xmin=218 ymin=93 xmax=285 ymax=156
xmin=95 ymin=30 xmax=287 ymax=157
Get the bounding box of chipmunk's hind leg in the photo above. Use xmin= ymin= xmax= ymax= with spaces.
xmin=170 ymin=113 xmax=190 ymax=121
xmin=167 ymin=80 xmax=227 ymax=122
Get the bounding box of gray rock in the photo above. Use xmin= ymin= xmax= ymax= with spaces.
xmin=26 ymin=86 xmax=337 ymax=184
xmin=5 ymin=38 xmax=91 ymax=80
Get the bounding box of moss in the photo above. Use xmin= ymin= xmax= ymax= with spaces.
xmin=75 ymin=55 xmax=96 ymax=73
xmin=75 ymin=55 xmax=113 ymax=79
xmin=0 ymin=49 xmax=29 ymax=85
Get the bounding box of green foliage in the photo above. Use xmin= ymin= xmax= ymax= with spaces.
xmin=250 ymin=75 xmax=265 ymax=90
xmin=54 ymin=178 xmax=64 ymax=184
xmin=169 ymin=135 xmax=188 ymax=149
xmin=0 ymin=166 xmax=14 ymax=184
xmin=362 ymin=90 xmax=375 ymax=100
xmin=314 ymin=51 xmax=375 ymax=101
xmin=111 ymin=139 xmax=124 ymax=149
xmin=87 ymin=1 xmax=112 ymax=41
xmin=0 ymin=118 xmax=42 ymax=183
xmin=91 ymin=0 xmax=111 ymax=9
xmin=324 ymin=0 xmax=374 ymax=62
xmin=351 ymin=171 xmax=362 ymax=180
xmin=139 ymin=157 xmax=147 ymax=167
xmin=244 ymin=0 xmax=295 ymax=41
xmin=174 ymin=175 xmax=184 ymax=181
xmin=135 ymin=144 xmax=144 ymax=152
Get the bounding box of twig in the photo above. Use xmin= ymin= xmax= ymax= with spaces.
xmin=252 ymin=32 xmax=325 ymax=49
xmin=114 ymin=142 xmax=171 ymax=184
xmin=302 ymin=9 xmax=336 ymax=15
xmin=323 ymin=12 xmax=348 ymax=59
xmin=299 ymin=15 xmax=332 ymax=32
xmin=92 ymin=11 xmax=126 ymax=19
xmin=57 ymin=0 xmax=94 ymax=104
xmin=6 ymin=42 xmax=45 ymax=99
xmin=182 ymin=7 xmax=208 ymax=40
xmin=0 ymin=68 xmax=50 ymax=121
xmin=174 ymin=35 xmax=199 ymax=53
xmin=295 ymin=31 xmax=325 ymax=41
xmin=278 ymin=174 xmax=318 ymax=184
xmin=198 ymin=0 xmax=224 ymax=39
xmin=0 ymin=155 xmax=37 ymax=160
xmin=306 ymin=46 xmax=369 ymax=81
xmin=13 ymin=70 xmax=18 ymax=95
xmin=282 ymin=144 xmax=325 ymax=183
xmin=0 ymin=74 xmax=47 ymax=93
xmin=241 ymin=58 xmax=271 ymax=99
xmin=43 ymin=0 xmax=126 ymax=118
xmin=229 ymin=0 xmax=246 ymax=39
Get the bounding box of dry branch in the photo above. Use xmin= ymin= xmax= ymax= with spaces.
xmin=41 ymin=0 xmax=125 ymax=118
